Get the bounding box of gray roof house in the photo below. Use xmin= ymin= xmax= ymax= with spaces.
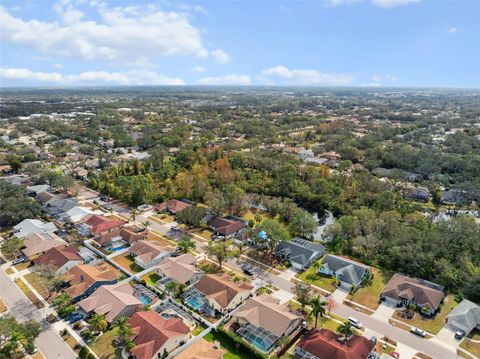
xmin=447 ymin=299 xmax=480 ymax=334
xmin=44 ymin=197 xmax=79 ymax=216
xmin=275 ymin=238 xmax=325 ymax=271
xmin=319 ymin=254 xmax=369 ymax=290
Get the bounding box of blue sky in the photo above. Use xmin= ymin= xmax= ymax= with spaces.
xmin=0 ymin=0 xmax=478 ymax=87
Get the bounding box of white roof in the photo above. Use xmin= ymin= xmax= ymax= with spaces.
xmin=13 ymin=219 xmax=57 ymax=238
xmin=66 ymin=206 xmax=100 ymax=223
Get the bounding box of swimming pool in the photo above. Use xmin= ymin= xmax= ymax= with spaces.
xmin=186 ymin=296 xmax=203 ymax=310
xmin=138 ymin=293 xmax=152 ymax=306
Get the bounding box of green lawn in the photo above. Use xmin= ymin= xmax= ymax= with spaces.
xmin=346 ymin=269 xmax=389 ymax=310
xmin=192 ymin=324 xmax=208 ymax=336
xmin=296 ymin=267 xmax=336 ymax=293
xmin=141 ymin=272 xmax=162 ymax=287
xmin=91 ymin=328 xmax=122 ymax=359
xmin=204 ymin=331 xmax=260 ymax=359
xmin=460 ymin=339 xmax=480 ymax=358
xmin=393 ymin=295 xmax=458 ymax=335
xmin=242 ymin=210 xmax=272 ymax=224
xmin=24 ymin=272 xmax=51 ymax=300
xmin=14 ymin=278 xmax=44 ymax=309
xmin=14 ymin=261 xmax=31 ymax=271
xmin=112 ymin=253 xmax=143 ymax=273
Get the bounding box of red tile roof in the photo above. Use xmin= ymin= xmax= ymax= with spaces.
xmin=84 ymin=215 xmax=123 ymax=235
xmin=94 ymin=228 xmax=145 ymax=246
xmin=128 ymin=311 xmax=189 ymax=359
xmin=33 ymin=245 xmax=81 ymax=269
xmin=154 ymin=200 xmax=191 ymax=214
xmin=296 ymin=329 xmax=375 ymax=359
xmin=208 ymin=217 xmax=246 ymax=236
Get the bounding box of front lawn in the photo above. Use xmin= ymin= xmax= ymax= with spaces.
xmin=14 ymin=261 xmax=32 ymax=271
xmin=24 ymin=272 xmax=51 ymax=301
xmin=91 ymin=328 xmax=122 ymax=359
xmin=141 ymin=272 xmax=162 ymax=287
xmin=190 ymin=228 xmax=214 ymax=240
xmin=460 ymin=339 xmax=480 ymax=358
xmin=392 ymin=295 xmax=458 ymax=335
xmin=14 ymin=278 xmax=44 ymax=308
xmin=296 ymin=267 xmax=336 ymax=293
xmin=112 ymin=253 xmax=143 ymax=273
xmin=346 ymin=269 xmax=389 ymax=310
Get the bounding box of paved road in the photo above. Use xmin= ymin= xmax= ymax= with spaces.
xmin=0 ymin=270 xmax=77 ymax=359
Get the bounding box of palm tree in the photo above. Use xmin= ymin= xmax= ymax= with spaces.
xmin=309 ymin=295 xmax=327 ymax=328
xmin=177 ymin=236 xmax=195 ymax=254
xmin=89 ymin=313 xmax=109 ymax=332
xmin=7 ymin=332 xmax=28 ymax=359
xmin=53 ymin=293 xmax=72 ymax=310
xmin=165 ymin=281 xmax=178 ymax=297
xmin=337 ymin=321 xmax=354 ymax=338
xmin=130 ymin=208 xmax=139 ymax=222
xmin=141 ymin=220 xmax=151 ymax=232
xmin=113 ymin=317 xmax=135 ymax=347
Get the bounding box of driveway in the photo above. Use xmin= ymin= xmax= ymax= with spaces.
xmin=372 ymin=302 xmax=397 ymax=322
xmin=430 ymin=326 xmax=461 ymax=352
xmin=0 ymin=269 xmax=77 ymax=359
xmin=271 ymin=289 xmax=294 ymax=304
xmin=278 ymin=268 xmax=298 ymax=281
xmin=331 ymin=288 xmax=349 ymax=303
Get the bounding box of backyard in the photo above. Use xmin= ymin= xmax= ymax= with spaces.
xmin=295 ymin=267 xmax=336 ymax=293
xmin=346 ymin=269 xmax=389 ymax=310
xmin=112 ymin=253 xmax=143 ymax=273
xmin=91 ymin=328 xmax=122 ymax=359
xmin=392 ymin=295 xmax=458 ymax=334
xmin=141 ymin=272 xmax=162 ymax=287
xmin=204 ymin=330 xmax=261 ymax=359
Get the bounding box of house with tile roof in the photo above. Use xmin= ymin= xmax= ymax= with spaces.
xmin=154 ymin=199 xmax=191 ymax=214
xmin=190 ymin=274 xmax=254 ymax=314
xmin=275 ymin=238 xmax=325 ymax=271
xmin=208 ymin=217 xmax=247 ymax=238
xmin=13 ymin=219 xmax=57 ymax=239
xmin=93 ymin=227 xmax=145 ymax=249
xmin=232 ymin=293 xmax=302 ymax=353
xmin=295 ymin=329 xmax=376 ymax=359
xmin=78 ymin=282 xmax=142 ymax=322
xmin=318 ymin=255 xmax=370 ymax=290
xmin=127 ymin=311 xmax=190 ymax=359
xmin=155 ymin=254 xmax=203 ymax=287
xmin=128 ymin=240 xmax=176 ymax=269
xmin=61 ymin=264 xmax=119 ymax=302
xmin=77 ymin=215 xmax=124 ymax=237
xmin=175 ymin=338 xmax=224 ymax=359
xmin=380 ymin=273 xmax=444 ymax=315
xmin=446 ymin=299 xmax=480 ymax=335
xmin=32 ymin=245 xmax=82 ymax=274
xmin=21 ymin=232 xmax=67 ymax=258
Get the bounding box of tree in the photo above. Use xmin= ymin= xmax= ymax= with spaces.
xmin=165 ymin=281 xmax=179 ymax=297
xmin=223 ymin=184 xmax=246 ymax=215
xmin=204 ymin=241 xmax=232 ymax=270
xmin=176 ymin=206 xmax=208 ymax=227
xmin=0 ymin=183 xmax=42 ymax=227
xmin=88 ymin=313 xmax=108 ymax=332
xmin=257 ymin=219 xmax=290 ymax=255
xmin=113 ymin=317 xmax=135 ymax=347
xmin=141 ymin=220 xmax=151 ymax=231
xmin=0 ymin=238 xmax=24 ymax=260
xmin=53 ymin=293 xmax=73 ymax=311
xmin=177 ymin=236 xmax=195 ymax=253
xmin=34 ymin=264 xmax=61 ymax=298
xmin=337 ymin=321 xmax=354 ymax=338
xmin=288 ymin=210 xmax=318 ymax=239
xmin=294 ymin=282 xmax=312 ymax=313
xmin=130 ymin=208 xmax=139 ymax=222
xmin=309 ymin=295 xmax=327 ymax=328
xmin=0 ymin=316 xmax=40 ymax=359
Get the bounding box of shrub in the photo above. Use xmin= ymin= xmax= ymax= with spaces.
xmin=73 ymin=322 xmax=84 ymax=330
xmin=24 ymin=342 xmax=36 ymax=354
xmin=79 ymin=346 xmax=89 ymax=359
xmin=87 ymin=353 xmax=96 ymax=359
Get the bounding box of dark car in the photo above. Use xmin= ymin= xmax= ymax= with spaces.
xmin=67 ymin=312 xmax=84 ymax=323
xmin=12 ymin=255 xmax=27 ymax=265
xmin=242 ymin=264 xmax=254 ymax=276
xmin=100 ymin=196 xmax=109 ymax=201
xmin=455 ymin=330 xmax=466 ymax=340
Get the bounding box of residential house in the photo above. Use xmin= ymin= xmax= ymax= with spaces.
xmin=155 ymin=254 xmax=203 ymax=287
xmin=208 ymin=217 xmax=247 ymax=239
xmin=127 ymin=311 xmax=190 ymax=359
xmin=64 ymin=206 xmax=101 ymax=224
xmin=44 ymin=197 xmax=79 ymax=216
xmin=295 ymin=329 xmax=376 ymax=359
xmin=403 ymin=186 xmax=430 ymax=202
xmin=318 ymin=255 xmax=370 ymax=290
xmin=13 ymin=219 xmax=57 ymax=238
xmin=232 ymin=293 xmax=302 ymax=352
xmin=78 ymin=282 xmax=142 ymax=322
xmin=446 ymin=299 xmax=480 ymax=335
xmin=275 ymin=238 xmax=325 ymax=271
xmin=32 ymin=245 xmax=82 ymax=274
xmin=21 ymin=232 xmax=67 ymax=258
xmin=26 ymin=184 xmax=52 ymax=197
xmin=93 ymin=227 xmax=145 ymax=250
xmin=441 ymin=190 xmax=470 ymax=205
xmin=191 ymin=274 xmax=253 ymax=314
xmin=175 ymin=338 xmax=224 ymax=359
xmin=61 ymin=264 xmax=118 ymax=302
xmin=128 ymin=240 xmax=176 ymax=269
xmin=77 ymin=215 xmax=124 ymax=237
xmin=380 ymin=273 xmax=445 ymax=315
xmin=35 ymin=191 xmax=58 ymax=205
xmin=154 ymin=199 xmax=191 ymax=214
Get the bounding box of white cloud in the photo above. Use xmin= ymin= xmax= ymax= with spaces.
xmin=372 ymin=74 xmax=397 ymax=82
xmin=261 ymin=65 xmax=354 ymax=86
xmin=53 ymin=63 xmax=64 ymax=69
xmin=191 ymin=66 xmax=207 ymax=73
xmin=362 ymin=82 xmax=382 ymax=87
xmin=447 ymin=27 xmax=457 ymax=35
xmin=211 ymin=49 xmax=231 ymax=64
xmin=0 ymin=4 xmax=212 ymax=63
xmin=197 ymin=74 xmax=250 ymax=85
xmin=0 ymin=67 xmax=185 ymax=85
xmin=370 ymin=0 xmax=420 ymax=8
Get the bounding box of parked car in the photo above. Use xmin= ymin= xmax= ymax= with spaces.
xmin=410 ymin=327 xmax=426 ymax=337
xmin=171 ymin=226 xmax=179 ymax=231
xmin=66 ymin=312 xmax=84 ymax=323
xmin=100 ymin=196 xmax=109 ymax=201
xmin=455 ymin=330 xmax=466 ymax=340
xmin=348 ymin=317 xmax=363 ymax=329
xmin=369 ymin=336 xmax=377 ymax=344
xmin=12 ymin=255 xmax=27 ymax=265
xmin=242 ymin=264 xmax=254 ymax=276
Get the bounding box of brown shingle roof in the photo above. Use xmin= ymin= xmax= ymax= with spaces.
xmin=193 ymin=274 xmax=253 ymax=309
xmin=154 ymin=200 xmax=191 ymax=214
xmin=33 ymin=245 xmax=81 ymax=269
xmin=155 ymin=254 xmax=202 ymax=284
xmin=208 ymin=217 xmax=246 ymax=236
xmin=128 ymin=311 xmax=190 ymax=359
xmin=83 ymin=215 xmax=124 ymax=235
xmin=381 ymin=273 xmax=444 ymax=311
xmin=94 ymin=228 xmax=145 ymax=246
xmin=61 ymin=264 xmax=118 ymax=298
xmin=22 ymin=232 xmax=67 ymax=257
xmin=297 ymin=329 xmax=375 ymax=359
xmin=128 ymin=240 xmax=175 ymax=267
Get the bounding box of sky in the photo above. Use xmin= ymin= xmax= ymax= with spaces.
xmin=0 ymin=0 xmax=479 ymax=87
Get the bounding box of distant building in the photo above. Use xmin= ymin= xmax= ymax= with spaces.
xmin=403 ymin=186 xmax=430 ymax=202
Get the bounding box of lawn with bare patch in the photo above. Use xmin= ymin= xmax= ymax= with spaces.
xmin=112 ymin=253 xmax=143 ymax=273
